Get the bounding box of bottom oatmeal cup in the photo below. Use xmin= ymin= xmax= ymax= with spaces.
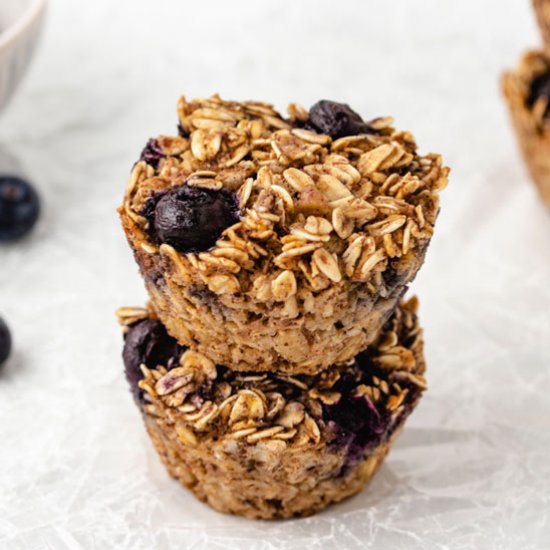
xmin=116 ymin=298 xmax=426 ymax=519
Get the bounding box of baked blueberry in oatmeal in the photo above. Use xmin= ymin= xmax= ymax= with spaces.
xmin=142 ymin=186 xmax=239 ymax=253
xmin=123 ymin=318 xmax=182 ymax=400
xmin=306 ymin=100 xmax=375 ymax=138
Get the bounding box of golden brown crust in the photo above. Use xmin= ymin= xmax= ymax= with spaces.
xmin=144 ymin=413 xmax=395 ymax=519
xmin=502 ymin=50 xmax=550 ymax=209
xmin=119 ymin=95 xmax=448 ymax=374
xmin=119 ymin=299 xmax=426 ymax=519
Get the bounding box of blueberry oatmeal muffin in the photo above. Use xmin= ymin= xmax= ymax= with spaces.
xmin=503 ymin=51 xmax=550 ymax=209
xmin=116 ymin=298 xmax=426 ymax=519
xmin=119 ymin=95 xmax=448 ymax=374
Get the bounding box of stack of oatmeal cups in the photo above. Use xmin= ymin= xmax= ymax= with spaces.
xmin=502 ymin=0 xmax=550 ymax=210
xmin=117 ymin=95 xmax=449 ymax=519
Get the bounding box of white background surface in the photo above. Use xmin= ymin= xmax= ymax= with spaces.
xmin=1 ymin=1 xmax=549 ymax=548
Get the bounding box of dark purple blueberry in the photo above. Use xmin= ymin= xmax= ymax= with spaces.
xmin=0 ymin=176 xmax=40 ymax=241
xmin=145 ymin=186 xmax=239 ymax=253
xmin=528 ymin=71 xmax=550 ymax=116
xmin=139 ymin=139 xmax=165 ymax=169
xmin=324 ymin=339 xmax=423 ymax=467
xmin=325 ymin=390 xmax=389 ymax=466
xmin=307 ymin=100 xmax=373 ymax=139
xmin=122 ymin=319 xmax=182 ymax=399
xmin=0 ymin=317 xmax=11 ymax=366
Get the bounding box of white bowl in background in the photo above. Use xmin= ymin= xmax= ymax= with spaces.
xmin=0 ymin=0 xmax=47 ymax=114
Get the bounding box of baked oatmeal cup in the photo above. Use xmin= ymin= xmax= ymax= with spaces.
xmin=502 ymin=50 xmax=550 ymax=209
xmin=120 ymin=95 xmax=448 ymax=374
xmin=117 ymin=298 xmax=426 ymax=519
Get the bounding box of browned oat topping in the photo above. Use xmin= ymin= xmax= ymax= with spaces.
xmin=121 ymin=94 xmax=448 ymax=297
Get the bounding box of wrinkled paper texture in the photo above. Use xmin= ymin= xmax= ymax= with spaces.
xmin=0 ymin=0 xmax=549 ymax=548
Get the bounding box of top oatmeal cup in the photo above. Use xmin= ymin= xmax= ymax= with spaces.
xmin=119 ymin=95 xmax=448 ymax=375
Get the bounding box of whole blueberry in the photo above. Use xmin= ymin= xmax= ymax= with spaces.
xmin=122 ymin=319 xmax=181 ymax=399
xmin=0 ymin=317 xmax=11 ymax=366
xmin=528 ymin=71 xmax=550 ymax=116
xmin=307 ymin=100 xmax=373 ymax=139
xmin=0 ymin=176 xmax=40 ymax=241
xmin=147 ymin=186 xmax=239 ymax=253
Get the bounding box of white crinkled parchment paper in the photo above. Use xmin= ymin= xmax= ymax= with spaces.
xmin=0 ymin=0 xmax=549 ymax=548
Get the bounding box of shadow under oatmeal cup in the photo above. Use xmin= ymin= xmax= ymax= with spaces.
xmin=119 ymin=95 xmax=448 ymax=375
xmin=117 ymin=298 xmax=426 ymax=520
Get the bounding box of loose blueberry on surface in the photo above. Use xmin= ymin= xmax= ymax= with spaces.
xmin=122 ymin=319 xmax=181 ymax=399
xmin=0 ymin=317 xmax=11 ymax=366
xmin=307 ymin=100 xmax=373 ymax=139
xmin=528 ymin=71 xmax=550 ymax=116
xmin=146 ymin=186 xmax=239 ymax=253
xmin=140 ymin=139 xmax=165 ymax=169
xmin=0 ymin=176 xmax=40 ymax=242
